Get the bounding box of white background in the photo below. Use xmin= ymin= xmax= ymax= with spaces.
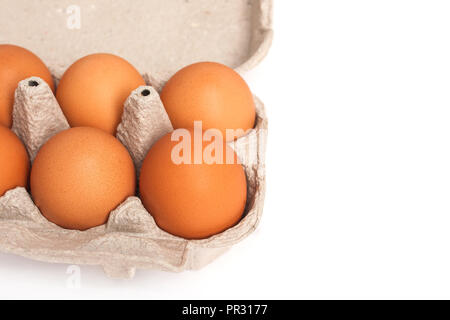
xmin=2 ymin=0 xmax=450 ymax=299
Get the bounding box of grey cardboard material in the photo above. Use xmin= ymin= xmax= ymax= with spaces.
xmin=0 ymin=0 xmax=272 ymax=278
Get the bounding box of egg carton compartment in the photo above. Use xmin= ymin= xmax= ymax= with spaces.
xmin=0 ymin=76 xmax=267 ymax=278
xmin=0 ymin=0 xmax=272 ymax=278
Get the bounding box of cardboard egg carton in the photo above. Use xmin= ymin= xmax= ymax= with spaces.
xmin=0 ymin=0 xmax=272 ymax=278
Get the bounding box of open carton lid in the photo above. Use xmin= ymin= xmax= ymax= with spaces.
xmin=0 ymin=0 xmax=273 ymax=85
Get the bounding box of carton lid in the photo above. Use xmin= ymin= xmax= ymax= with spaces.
xmin=0 ymin=0 xmax=273 ymax=83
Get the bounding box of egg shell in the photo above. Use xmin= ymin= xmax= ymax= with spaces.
xmin=160 ymin=62 xmax=256 ymax=141
xmin=139 ymin=130 xmax=248 ymax=239
xmin=0 ymin=126 xmax=30 ymax=197
xmin=56 ymin=53 xmax=146 ymax=135
xmin=0 ymin=44 xmax=54 ymax=128
xmin=30 ymin=127 xmax=136 ymax=230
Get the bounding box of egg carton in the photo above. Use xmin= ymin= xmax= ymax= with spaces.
xmin=0 ymin=0 xmax=272 ymax=278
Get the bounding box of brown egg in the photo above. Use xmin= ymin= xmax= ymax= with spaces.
xmin=56 ymin=53 xmax=145 ymax=135
xmin=160 ymin=62 xmax=256 ymax=141
xmin=30 ymin=127 xmax=136 ymax=230
xmin=139 ymin=129 xmax=247 ymax=239
xmin=0 ymin=126 xmax=29 ymax=196
xmin=0 ymin=44 xmax=54 ymax=127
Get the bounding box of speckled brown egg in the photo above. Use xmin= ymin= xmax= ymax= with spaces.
xmin=56 ymin=53 xmax=145 ymax=135
xmin=0 ymin=126 xmax=29 ymax=196
xmin=30 ymin=127 xmax=136 ymax=230
xmin=0 ymin=44 xmax=54 ymax=128
xmin=160 ymin=62 xmax=256 ymax=141
xmin=139 ymin=129 xmax=247 ymax=239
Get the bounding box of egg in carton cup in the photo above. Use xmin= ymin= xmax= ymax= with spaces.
xmin=0 ymin=0 xmax=272 ymax=278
